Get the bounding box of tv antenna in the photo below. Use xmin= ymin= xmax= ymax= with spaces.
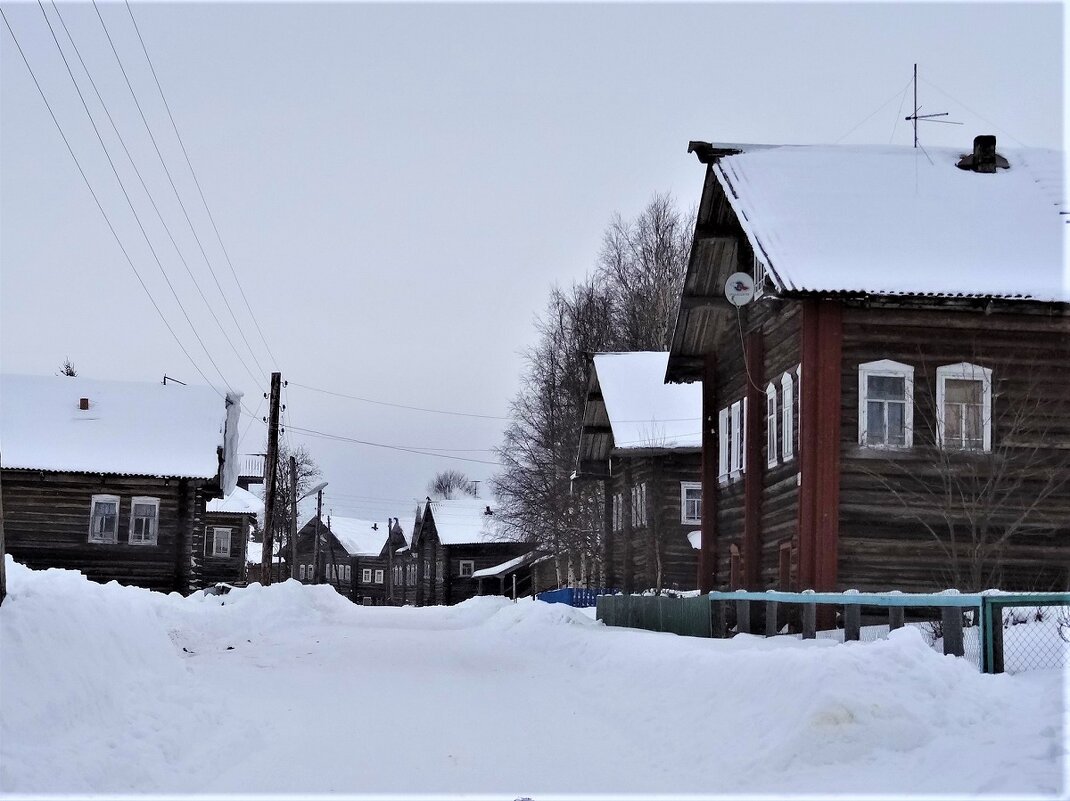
xmin=905 ymin=63 xmax=962 ymax=148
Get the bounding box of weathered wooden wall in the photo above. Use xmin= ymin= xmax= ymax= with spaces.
xmin=837 ymin=302 xmax=1070 ymax=591
xmin=1 ymin=469 xmax=205 ymax=593
xmin=192 ymin=512 xmax=251 ymax=589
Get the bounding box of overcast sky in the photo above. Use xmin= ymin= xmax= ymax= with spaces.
xmin=2 ymin=2 xmax=1064 ymax=526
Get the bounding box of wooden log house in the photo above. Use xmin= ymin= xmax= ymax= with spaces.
xmin=573 ymin=352 xmax=703 ymax=593
xmin=0 ymin=374 xmax=241 ymax=593
xmin=665 ymin=137 xmax=1070 ymax=596
xmin=292 ymin=514 xmax=407 ymax=604
xmin=193 ymin=486 xmax=262 ymax=589
xmin=410 ymin=498 xmax=530 ymax=606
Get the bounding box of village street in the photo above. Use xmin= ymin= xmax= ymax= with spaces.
xmin=1 ymin=560 xmax=1064 ymax=798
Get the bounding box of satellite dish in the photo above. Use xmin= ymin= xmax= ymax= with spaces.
xmin=725 ymin=272 xmax=755 ymax=307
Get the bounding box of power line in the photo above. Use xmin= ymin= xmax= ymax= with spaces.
xmin=287 ymin=381 xmax=510 ymax=421
xmin=0 ymin=6 xmax=224 ymax=399
xmin=122 ymin=0 xmax=280 ymax=369
xmin=834 ymin=75 xmax=915 ymax=145
xmin=91 ymin=0 xmax=270 ymax=381
xmin=33 ymin=0 xmax=237 ymax=393
xmin=48 ymin=0 xmax=264 ymax=394
xmin=285 ymin=423 xmax=502 ymax=465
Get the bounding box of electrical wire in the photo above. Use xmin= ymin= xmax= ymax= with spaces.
xmin=834 ymin=75 xmax=915 ymax=145
xmin=33 ymin=0 xmax=237 ymax=393
xmin=91 ymin=0 xmax=269 ymax=381
xmin=287 ymin=381 xmax=509 ymax=421
xmin=48 ymin=0 xmax=264 ymax=394
xmin=123 ymin=0 xmax=280 ymax=368
xmin=285 ymin=423 xmax=502 ymax=465
xmin=0 ymin=7 xmax=224 ymax=399
xmin=919 ymin=76 xmax=1028 ymax=148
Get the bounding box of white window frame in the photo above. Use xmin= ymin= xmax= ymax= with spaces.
xmin=207 ymin=525 xmax=232 ymax=557
xmin=717 ymin=407 xmax=730 ymax=483
xmin=766 ymin=383 xmax=778 ymax=468
xmin=936 ymin=362 xmax=993 ymax=452
xmin=781 ymin=371 xmax=795 ymax=462
xmin=753 ymin=255 xmax=767 ymax=299
xmin=631 ymin=483 xmax=647 ymax=528
xmin=299 ymin=564 xmax=306 ymax=580
xmin=362 ymin=568 xmax=372 ymax=583
xmin=88 ymin=494 xmax=120 ymax=544
xmin=374 ymin=569 xmax=384 ymax=584
xmin=344 ymin=565 xmax=351 ymax=581
xmin=459 ymin=560 xmax=475 ymax=578
xmin=858 ymin=359 xmax=914 ymax=449
xmin=730 ymin=399 xmax=746 ymax=478
xmin=680 ymin=481 xmax=702 ymax=525
xmin=128 ymin=496 xmax=160 ymax=546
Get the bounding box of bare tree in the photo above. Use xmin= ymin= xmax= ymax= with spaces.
xmin=861 ymin=356 xmax=1070 ymax=592
xmin=427 ymin=469 xmax=479 ymax=500
xmin=272 ymin=444 xmax=322 ymax=570
xmin=58 ymin=358 xmax=77 ymax=377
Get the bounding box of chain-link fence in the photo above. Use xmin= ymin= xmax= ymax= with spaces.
xmin=595 ymin=591 xmax=1070 ymax=674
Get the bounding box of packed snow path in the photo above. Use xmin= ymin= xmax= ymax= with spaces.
xmin=1 ymin=561 xmax=1065 ymax=797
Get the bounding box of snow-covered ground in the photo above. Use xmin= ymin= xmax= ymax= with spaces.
xmin=1 ymin=558 xmax=1066 ymax=798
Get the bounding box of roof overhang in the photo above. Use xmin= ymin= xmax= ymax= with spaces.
xmin=573 ymin=360 xmax=615 ymax=479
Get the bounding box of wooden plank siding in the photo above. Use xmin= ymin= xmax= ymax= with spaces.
xmin=605 ymin=452 xmax=702 ymax=592
xmin=1 ymin=469 xmax=207 ymax=593
xmin=836 ymin=302 xmax=1070 ymax=592
xmin=193 ymin=512 xmax=251 ymax=588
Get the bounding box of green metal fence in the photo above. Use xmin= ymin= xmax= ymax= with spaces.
xmin=596 ymin=590 xmax=1069 ymax=674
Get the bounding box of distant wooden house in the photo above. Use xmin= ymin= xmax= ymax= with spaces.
xmin=193 ymin=486 xmax=262 ymax=589
xmin=0 ymin=374 xmax=240 ymax=593
xmin=573 ymin=352 xmax=702 ymax=593
xmin=410 ymin=498 xmax=530 ymax=606
xmin=665 ymin=137 xmax=1070 ymax=595
xmin=292 ymin=514 xmax=407 ymax=604
xmin=472 ymin=549 xmax=544 ymax=599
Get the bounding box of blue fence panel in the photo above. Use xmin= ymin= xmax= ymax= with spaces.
xmin=536 ymin=587 xmax=612 ymax=608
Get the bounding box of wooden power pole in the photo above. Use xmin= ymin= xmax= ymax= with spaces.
xmin=289 ymin=454 xmax=298 ymax=580
xmin=312 ymin=488 xmax=323 ymax=583
xmin=260 ymin=372 xmax=282 ymax=585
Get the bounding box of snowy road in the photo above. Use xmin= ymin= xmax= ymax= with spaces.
xmin=1 ymin=560 xmax=1066 ymax=797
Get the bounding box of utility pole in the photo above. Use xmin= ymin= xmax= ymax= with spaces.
xmin=260 ymin=372 xmax=282 ymax=585
xmin=289 ymin=454 xmax=298 ymax=580
xmin=312 ymin=488 xmax=323 ymax=583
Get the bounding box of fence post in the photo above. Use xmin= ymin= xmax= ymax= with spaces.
xmin=802 ymin=603 xmax=816 ymax=639
xmin=941 ymin=606 xmax=964 ymax=657
xmin=888 ymin=606 xmax=905 ymax=631
xmin=765 ymin=600 xmax=778 ymax=637
xmin=988 ymin=601 xmax=1005 ymax=674
xmin=844 ymin=604 xmax=861 ymax=641
xmin=737 ymin=599 xmax=751 ymax=634
xmin=711 ymin=599 xmax=726 ymax=638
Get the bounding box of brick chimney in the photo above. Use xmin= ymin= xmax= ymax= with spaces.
xmin=79 ymin=397 xmax=89 ymax=411
xmin=956 ymin=135 xmax=1010 ymax=172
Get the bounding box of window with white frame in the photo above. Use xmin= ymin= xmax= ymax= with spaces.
xmin=766 ymin=384 xmax=778 ymax=468
xmin=631 ymin=483 xmax=647 ymax=527
xmin=717 ymin=407 xmax=730 ymax=482
xmin=362 ymin=568 xmax=372 ymax=583
xmin=344 ymin=565 xmax=351 ymax=581
xmin=937 ymin=363 xmax=992 ymax=451
xmin=730 ymin=399 xmax=747 ymax=477
xmin=210 ymin=526 xmax=231 ymax=557
xmin=781 ymin=371 xmax=795 ymax=461
xmin=753 ymin=255 xmax=767 ymax=298
xmin=374 ymin=569 xmax=384 ymax=584
xmin=299 ymin=564 xmax=306 ymax=580
xmin=680 ymin=482 xmax=702 ymax=524
xmin=88 ymin=494 xmax=120 ymax=543
xmin=858 ymin=360 xmax=914 ymax=448
xmin=129 ymin=497 xmax=160 ymax=545
xmin=459 ymin=560 xmax=474 ymax=577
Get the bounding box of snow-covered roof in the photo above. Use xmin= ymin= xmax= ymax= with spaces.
xmin=425 ymin=498 xmax=522 ymax=546
xmin=687 ymin=530 xmax=701 ymax=550
xmin=0 ymin=374 xmax=240 ymax=481
xmin=206 ymin=486 xmax=264 ymax=516
xmin=314 ymin=515 xmax=388 ymax=557
xmin=593 ymin=353 xmax=701 ymax=450
xmin=713 ymin=144 xmax=1068 ymax=301
xmin=470 ymin=550 xmax=538 ymax=579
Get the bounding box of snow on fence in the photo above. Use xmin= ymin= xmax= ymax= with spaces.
xmin=595 ymin=590 xmax=1070 ymax=674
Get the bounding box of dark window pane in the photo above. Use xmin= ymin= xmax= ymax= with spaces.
xmin=887 ymin=402 xmax=906 ymax=445
xmin=946 ymin=378 xmax=982 ymax=405
xmin=965 ymin=404 xmax=983 ymax=447
xmin=866 ymin=400 xmax=886 ymax=443
xmin=868 ymin=375 xmax=905 ymax=401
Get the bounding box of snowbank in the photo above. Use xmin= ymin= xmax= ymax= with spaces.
xmin=1 ymin=558 xmax=1064 ymax=796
